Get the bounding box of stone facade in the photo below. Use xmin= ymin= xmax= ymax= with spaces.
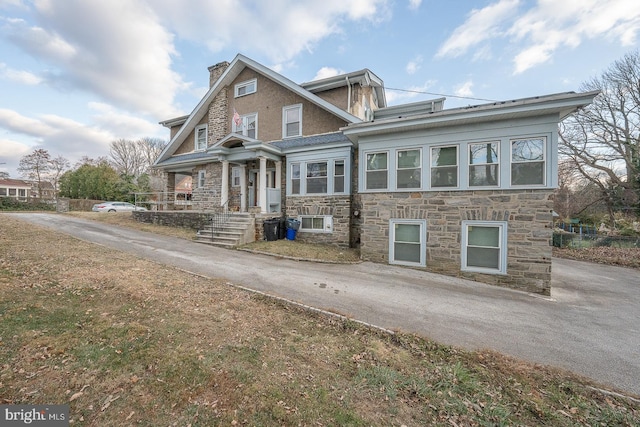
xmin=192 ymin=163 xmax=223 ymax=210
xmin=359 ymin=189 xmax=555 ymax=295
xmin=133 ymin=211 xmax=212 ymax=230
xmin=285 ymin=195 xmax=352 ymax=247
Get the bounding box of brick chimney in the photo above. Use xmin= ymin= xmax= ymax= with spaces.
xmin=208 ymin=61 xmax=230 ymax=88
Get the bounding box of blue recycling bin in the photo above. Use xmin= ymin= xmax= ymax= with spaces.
xmin=286 ymin=228 xmax=297 ymax=240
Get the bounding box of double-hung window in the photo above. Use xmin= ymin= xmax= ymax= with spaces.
xmin=461 ymin=221 xmax=507 ymax=274
xmin=431 ymin=146 xmax=458 ymax=188
xmin=511 ymin=137 xmax=545 ymax=185
xmin=306 ymin=161 xmax=328 ymax=194
xmin=197 ymin=170 xmax=206 ymax=188
xmin=233 ymin=113 xmax=257 ymax=139
xmin=334 ymin=160 xmax=345 ymax=193
xmin=231 ymin=167 xmax=241 ymax=187
xmin=283 ymin=105 xmax=302 ymax=138
xmin=397 ymin=149 xmax=421 ymax=189
xmin=365 ymin=152 xmax=388 ymax=190
xmin=290 ymin=163 xmax=301 ymax=195
xmin=389 ymin=219 xmax=426 ymax=267
xmin=235 ymin=79 xmax=256 ymax=97
xmin=195 ymin=124 xmax=207 ymax=151
xmin=469 ymin=142 xmax=499 ymax=187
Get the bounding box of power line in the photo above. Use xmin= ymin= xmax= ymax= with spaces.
xmin=385 ymin=86 xmax=499 ymax=103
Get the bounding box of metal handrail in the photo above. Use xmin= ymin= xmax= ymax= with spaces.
xmin=208 ymin=199 xmax=234 ymax=242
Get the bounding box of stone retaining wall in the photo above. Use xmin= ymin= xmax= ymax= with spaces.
xmin=359 ymin=189 xmax=554 ymax=294
xmin=132 ymin=211 xmax=212 ymax=230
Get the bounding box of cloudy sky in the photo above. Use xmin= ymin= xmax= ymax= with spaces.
xmin=1 ymin=0 xmax=639 ymax=178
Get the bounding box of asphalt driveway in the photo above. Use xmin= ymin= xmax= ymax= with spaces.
xmin=8 ymin=213 xmax=640 ymax=397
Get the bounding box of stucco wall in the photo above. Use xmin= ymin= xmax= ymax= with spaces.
xmin=359 ymin=189 xmax=555 ymax=294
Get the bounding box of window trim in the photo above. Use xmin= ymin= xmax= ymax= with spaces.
xmin=283 ymin=104 xmax=302 ymax=138
xmin=298 ymin=215 xmax=333 ymax=234
xmin=195 ymin=124 xmax=207 ymax=151
xmin=510 ymin=136 xmax=546 ymax=187
xmin=389 ymin=219 xmax=427 ymax=267
xmin=461 ymin=220 xmax=508 ymax=275
xmin=234 ymin=79 xmax=257 ymax=98
xmin=468 ymin=141 xmax=500 ymax=188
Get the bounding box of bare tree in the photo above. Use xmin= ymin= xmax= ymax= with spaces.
xmin=109 ymin=137 xmax=167 ymax=179
xmin=0 ymin=171 xmax=9 ymax=180
xmin=559 ymin=50 xmax=640 ymax=224
xmin=18 ymin=149 xmax=51 ymax=199
xmin=49 ymin=155 xmax=70 ymax=197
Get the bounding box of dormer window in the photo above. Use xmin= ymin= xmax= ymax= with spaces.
xmin=195 ymin=124 xmax=207 ymax=151
xmin=235 ymin=79 xmax=257 ymax=97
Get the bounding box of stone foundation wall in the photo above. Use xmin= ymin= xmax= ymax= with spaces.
xmin=359 ymin=189 xmax=554 ymax=294
xmin=285 ymin=195 xmax=352 ymax=247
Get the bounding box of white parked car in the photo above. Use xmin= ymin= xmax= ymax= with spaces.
xmin=91 ymin=201 xmax=147 ymax=212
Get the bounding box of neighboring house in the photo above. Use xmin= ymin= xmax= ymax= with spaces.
xmin=153 ymin=54 xmax=597 ymax=295
xmin=0 ymin=179 xmax=32 ymax=201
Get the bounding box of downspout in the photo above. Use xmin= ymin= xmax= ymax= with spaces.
xmin=346 ymin=76 xmax=351 ymax=113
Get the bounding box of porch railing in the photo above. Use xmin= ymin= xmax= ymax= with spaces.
xmin=208 ymin=199 xmax=231 ymax=241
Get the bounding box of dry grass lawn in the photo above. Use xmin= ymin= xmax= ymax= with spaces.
xmin=1 ymin=213 xmax=639 ymax=426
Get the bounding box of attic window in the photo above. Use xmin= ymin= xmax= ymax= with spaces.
xmin=235 ymin=79 xmax=257 ymax=97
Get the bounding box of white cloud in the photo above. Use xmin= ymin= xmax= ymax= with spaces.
xmin=151 ymin=0 xmax=390 ymax=62
xmin=311 ymin=66 xmax=345 ymax=81
xmin=386 ymin=80 xmax=437 ymax=105
xmin=0 ymin=63 xmax=42 ymax=85
xmin=405 ymin=55 xmax=423 ymax=74
xmin=408 ymin=0 xmax=422 ymax=11
xmin=437 ymin=0 xmax=640 ymax=74
xmin=436 ymin=0 xmax=520 ymax=58
xmin=454 ymin=80 xmax=474 ymax=98
xmin=2 ymin=0 xmax=186 ymax=119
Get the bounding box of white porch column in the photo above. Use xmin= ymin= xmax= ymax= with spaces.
xmin=239 ymin=164 xmax=247 ymax=212
xmin=275 ymin=160 xmax=282 ymax=189
xmin=221 ymin=160 xmax=229 ymax=210
xmin=259 ymin=157 xmax=267 ymax=213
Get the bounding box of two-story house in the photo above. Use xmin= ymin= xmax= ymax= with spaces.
xmin=153 ymin=54 xmax=597 ymax=295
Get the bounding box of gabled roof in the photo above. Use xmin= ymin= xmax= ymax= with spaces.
xmin=342 ymin=90 xmax=600 ymax=143
xmin=301 ymin=68 xmax=387 ymax=108
xmin=0 ymin=179 xmax=32 ymax=188
xmin=155 ymin=54 xmax=362 ymax=165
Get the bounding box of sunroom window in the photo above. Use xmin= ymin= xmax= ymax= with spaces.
xmin=462 ymin=221 xmax=507 ymax=274
xmin=334 ymin=160 xmax=345 ymax=193
xmin=469 ymin=142 xmax=499 ymax=186
xmin=365 ymin=152 xmax=388 ymax=190
xmin=291 ymin=163 xmax=301 ymax=195
xmin=397 ymin=149 xmax=421 ymax=189
xmin=431 ymin=146 xmax=458 ymax=187
xmin=306 ymin=162 xmax=327 ymax=194
xmin=511 ymin=137 xmax=545 ymax=185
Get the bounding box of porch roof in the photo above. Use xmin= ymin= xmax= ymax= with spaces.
xmin=271 ymin=132 xmax=352 ymax=151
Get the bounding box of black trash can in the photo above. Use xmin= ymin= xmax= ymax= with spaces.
xmin=278 ymin=217 xmax=286 ymax=239
xmin=263 ymin=218 xmax=279 ymax=241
